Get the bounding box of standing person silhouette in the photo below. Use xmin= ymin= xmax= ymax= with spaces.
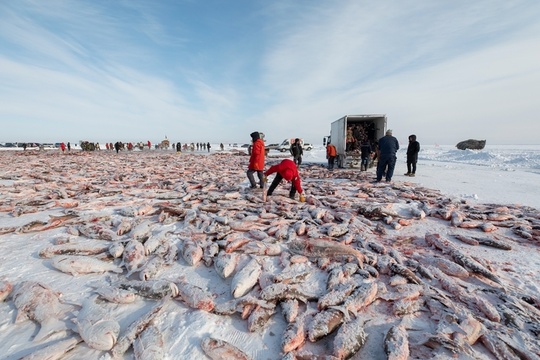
xmin=246 ymin=132 xmax=265 ymax=189
xmin=290 ymin=138 xmax=303 ymax=167
xmin=376 ymin=129 xmax=399 ymax=182
xmin=405 ymin=134 xmax=420 ymax=176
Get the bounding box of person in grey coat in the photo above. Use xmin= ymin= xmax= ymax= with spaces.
xmin=376 ymin=129 xmax=399 ymax=182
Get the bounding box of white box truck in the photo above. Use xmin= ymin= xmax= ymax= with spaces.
xmin=323 ymin=114 xmax=387 ymax=168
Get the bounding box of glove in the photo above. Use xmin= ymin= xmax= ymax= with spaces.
xmin=263 ymin=176 xmax=268 ymax=183
xmin=299 ymin=194 xmax=306 ymax=202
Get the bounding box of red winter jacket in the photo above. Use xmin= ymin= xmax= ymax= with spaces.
xmin=264 ymin=159 xmax=303 ymax=194
xmin=248 ymin=139 xmax=265 ymax=171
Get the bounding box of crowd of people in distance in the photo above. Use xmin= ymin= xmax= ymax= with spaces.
xmin=46 ymin=129 xmax=420 ymax=187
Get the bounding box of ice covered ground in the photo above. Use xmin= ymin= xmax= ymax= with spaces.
xmin=300 ymin=144 xmax=540 ymax=209
xmin=0 ymin=144 xmax=538 ymax=359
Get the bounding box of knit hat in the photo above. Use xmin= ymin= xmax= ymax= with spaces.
xmin=250 ymin=132 xmax=260 ymax=141
xmin=386 ymin=129 xmax=393 ymax=135
xmin=282 ymin=168 xmax=294 ymax=181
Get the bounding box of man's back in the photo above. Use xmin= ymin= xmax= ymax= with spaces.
xmin=378 ymin=135 xmax=399 ymax=156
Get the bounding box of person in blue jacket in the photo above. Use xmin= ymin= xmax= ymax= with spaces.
xmin=376 ymin=129 xmax=399 ymax=182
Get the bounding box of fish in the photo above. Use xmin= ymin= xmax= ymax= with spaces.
xmin=110 ymin=298 xmax=170 ymax=359
xmin=326 ymin=223 xmax=350 ymax=238
xmin=393 ymin=298 xmax=423 ymax=316
xmin=115 ymin=280 xmax=178 ymax=300
xmin=15 ymin=220 xmax=48 ymax=233
xmin=122 ymin=240 xmax=147 ymax=276
xmin=203 ymin=241 xmax=220 ymax=266
xmin=181 ymin=238 xmax=203 ymax=266
xmin=240 ymin=241 xmax=282 ymax=256
xmin=200 ymin=337 xmax=252 ymax=360
xmin=332 ymin=316 xmax=368 ymax=359
xmin=480 ymin=332 xmax=521 ymax=360
xmin=214 ymin=250 xmax=239 ymax=279
xmin=39 ymin=243 xmax=110 ymax=258
xmin=109 ymin=241 xmax=125 ymax=258
xmin=0 ymin=279 xmax=13 ymax=302
xmin=273 ymin=264 xmax=312 ymax=284
xmin=94 ymin=286 xmax=136 ymax=304
xmin=230 ymin=257 xmax=262 ymax=298
xmin=452 ymin=313 xmax=483 ymax=346
xmin=247 ymin=304 xmax=275 ymax=332
xmin=131 ymin=220 xmax=154 ymax=241
xmin=281 ymin=299 xmax=300 ymax=323
xmin=74 ymin=295 xmax=120 ymax=350
xmin=332 ymin=281 xmax=379 ymax=318
xmin=384 ymin=324 xmax=409 ymax=360
xmin=472 ymin=236 xmax=512 ymax=250
xmin=425 ymin=233 xmax=501 ymax=284
xmin=318 ymin=281 xmax=357 ymax=310
xmin=139 ymin=255 xmax=168 ymax=281
xmin=175 ymin=276 xmax=215 ymax=312
xmin=417 ymin=255 xmax=469 ymax=278
xmin=20 ymin=336 xmax=83 ymax=360
xmin=288 ymin=238 xmax=365 ymax=265
xmin=282 ymin=310 xmax=309 ymax=353
xmin=11 ymin=281 xmax=69 ymax=342
xmin=78 ymin=223 xmax=117 ymax=241
xmin=116 ymin=218 xmax=135 ymax=236
xmin=260 ymin=282 xmax=318 ymax=303
xmin=308 ymin=309 xmax=345 ymax=342
xmin=133 ymin=322 xmax=164 ymax=360
xmin=51 ymin=255 xmax=123 ymax=276
xmin=389 ymin=262 xmax=422 ymax=285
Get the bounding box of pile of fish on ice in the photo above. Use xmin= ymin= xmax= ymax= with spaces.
xmin=0 ymin=150 xmax=539 ymax=360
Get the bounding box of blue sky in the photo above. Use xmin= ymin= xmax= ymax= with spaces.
xmin=1 ymin=0 xmax=539 ymax=145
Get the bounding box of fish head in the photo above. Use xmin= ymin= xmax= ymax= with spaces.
xmin=85 ymin=320 xmax=120 ymax=351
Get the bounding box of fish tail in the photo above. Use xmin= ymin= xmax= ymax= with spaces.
xmin=34 ymin=318 xmax=67 ymax=342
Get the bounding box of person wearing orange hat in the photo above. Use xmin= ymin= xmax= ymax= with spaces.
xmin=264 ymin=159 xmax=305 ymax=202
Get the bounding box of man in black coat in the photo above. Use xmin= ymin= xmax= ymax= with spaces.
xmin=405 ymin=134 xmax=420 ymax=176
xmin=376 ymin=130 xmax=399 ymax=182
xmin=290 ymin=138 xmax=303 ymax=167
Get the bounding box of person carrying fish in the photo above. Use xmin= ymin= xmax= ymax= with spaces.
xmin=263 ymin=158 xmax=305 ymax=202
xmin=247 ymin=131 xmax=265 ymax=189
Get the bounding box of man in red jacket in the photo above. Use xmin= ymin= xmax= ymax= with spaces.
xmin=264 ymin=159 xmax=305 ymax=202
xmin=247 ymin=131 xmax=265 ymax=189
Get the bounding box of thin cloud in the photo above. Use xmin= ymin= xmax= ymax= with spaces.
xmin=0 ymin=0 xmax=539 ymax=144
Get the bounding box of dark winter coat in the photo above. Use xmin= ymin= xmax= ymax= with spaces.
xmin=290 ymin=143 xmax=303 ymax=157
xmin=360 ymin=143 xmax=372 ymax=159
xmin=378 ymin=135 xmax=399 ymax=158
xmin=406 ymin=135 xmax=420 ymax=162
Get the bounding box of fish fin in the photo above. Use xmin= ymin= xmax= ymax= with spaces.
xmin=15 ymin=310 xmax=29 ymax=323
xmin=34 ymin=318 xmax=67 ymax=342
xmin=328 ymin=305 xmax=351 ymax=321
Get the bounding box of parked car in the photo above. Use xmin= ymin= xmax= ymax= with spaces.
xmin=303 ymin=143 xmax=313 ymax=151
xmin=265 ymin=143 xmax=279 ymax=150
